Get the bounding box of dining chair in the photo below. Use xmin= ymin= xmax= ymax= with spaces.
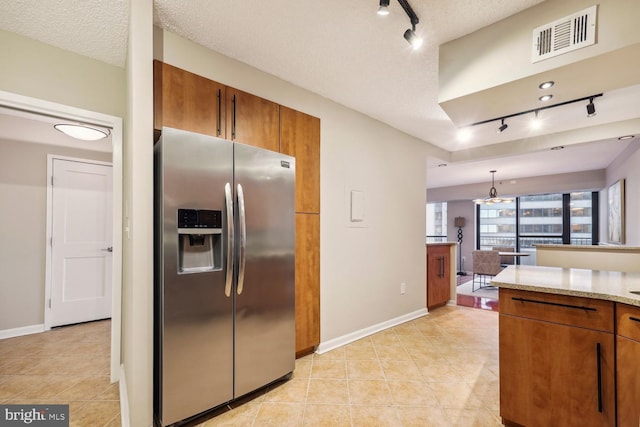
xmin=472 ymin=250 xmax=502 ymax=291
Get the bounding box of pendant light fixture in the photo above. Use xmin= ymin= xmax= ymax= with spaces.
xmin=473 ymin=170 xmax=513 ymax=205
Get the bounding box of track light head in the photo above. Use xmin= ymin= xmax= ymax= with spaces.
xmin=377 ymin=0 xmax=390 ymax=15
xmin=497 ymin=119 xmax=508 ymax=133
xmin=403 ymin=28 xmax=423 ymax=49
xmin=586 ymin=97 xmax=596 ymax=117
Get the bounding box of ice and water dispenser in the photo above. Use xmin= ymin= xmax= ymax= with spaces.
xmin=177 ymin=209 xmax=222 ymax=273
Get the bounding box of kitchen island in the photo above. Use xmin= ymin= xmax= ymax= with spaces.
xmin=493 ymin=265 xmax=640 ymax=427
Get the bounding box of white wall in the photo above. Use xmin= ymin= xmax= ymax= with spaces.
xmin=155 ymin=29 xmax=432 ymax=345
xmin=0 ymin=139 xmax=111 ymax=331
xmin=602 ymin=141 xmax=640 ymax=245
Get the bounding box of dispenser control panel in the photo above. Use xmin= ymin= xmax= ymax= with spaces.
xmin=178 ymin=209 xmax=222 ymax=229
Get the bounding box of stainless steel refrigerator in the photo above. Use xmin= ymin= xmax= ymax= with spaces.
xmin=154 ymin=127 xmax=296 ymax=426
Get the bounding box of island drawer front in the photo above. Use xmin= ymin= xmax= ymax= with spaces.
xmin=500 ymin=288 xmax=614 ymax=333
xmin=617 ymin=303 xmax=640 ymax=342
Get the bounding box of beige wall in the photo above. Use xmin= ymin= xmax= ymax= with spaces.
xmin=155 ymin=28 xmax=432 ymax=344
xmin=428 ymin=169 xmax=606 ymax=202
xmin=0 ymin=138 xmax=111 ymax=330
xmin=122 ymin=0 xmax=154 ymax=425
xmin=0 ymin=29 xmax=125 ymax=119
xmin=603 ymin=141 xmax=640 ymax=245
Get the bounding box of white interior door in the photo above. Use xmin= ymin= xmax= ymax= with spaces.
xmin=50 ymin=158 xmax=113 ymax=327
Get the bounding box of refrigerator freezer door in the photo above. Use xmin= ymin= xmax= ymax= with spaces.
xmin=155 ymin=127 xmax=234 ymax=426
xmin=233 ymin=143 xmax=296 ymax=397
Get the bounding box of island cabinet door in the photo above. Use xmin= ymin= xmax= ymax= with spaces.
xmin=616 ymin=303 xmax=640 ymax=426
xmin=499 ymin=315 xmax=615 ymax=427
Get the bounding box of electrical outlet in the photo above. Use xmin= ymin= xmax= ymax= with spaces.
xmin=400 ymin=282 xmax=406 ymax=294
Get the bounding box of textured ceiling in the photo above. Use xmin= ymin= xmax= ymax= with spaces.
xmin=0 ymin=0 xmax=129 ymax=67
xmin=1 ymin=0 xmax=638 ymax=189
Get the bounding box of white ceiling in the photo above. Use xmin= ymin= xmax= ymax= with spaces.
xmin=0 ymin=0 xmax=638 ymax=189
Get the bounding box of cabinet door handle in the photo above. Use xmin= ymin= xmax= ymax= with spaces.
xmin=511 ymin=297 xmax=597 ymax=312
xmin=630 ymin=316 xmax=640 ymax=323
xmin=216 ymin=89 xmax=222 ymax=136
xmin=596 ymin=342 xmax=603 ymax=413
xmin=439 ymin=256 xmax=445 ymax=278
xmin=232 ymin=94 xmax=237 ymax=140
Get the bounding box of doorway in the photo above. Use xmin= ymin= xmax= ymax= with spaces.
xmin=47 ymin=157 xmax=113 ymax=327
xmin=0 ymin=90 xmax=123 ymax=382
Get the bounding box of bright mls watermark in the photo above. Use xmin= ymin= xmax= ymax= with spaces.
xmin=1 ymin=405 xmax=69 ymax=426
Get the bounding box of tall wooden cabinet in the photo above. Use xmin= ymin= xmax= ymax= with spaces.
xmin=499 ymin=289 xmax=615 ymax=427
xmin=153 ymin=60 xmax=321 ymax=356
xmin=616 ymin=303 xmax=640 ymax=426
xmin=280 ymin=106 xmax=321 ymax=356
xmin=426 ymin=244 xmax=451 ymax=310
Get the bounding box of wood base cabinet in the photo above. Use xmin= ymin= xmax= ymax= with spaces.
xmin=616 ymin=303 xmax=640 ymax=426
xmin=499 ymin=289 xmax=615 ymax=427
xmin=426 ymin=245 xmax=451 ymax=310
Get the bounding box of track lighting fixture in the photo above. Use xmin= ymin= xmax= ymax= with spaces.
xmin=404 ymin=27 xmax=422 ymax=49
xmin=465 ymin=93 xmax=603 ymax=136
xmin=586 ymin=97 xmax=596 ymax=117
xmin=376 ymin=0 xmax=422 ymax=49
xmin=377 ymin=0 xmax=390 ymax=16
xmin=497 ymin=119 xmax=508 ymax=133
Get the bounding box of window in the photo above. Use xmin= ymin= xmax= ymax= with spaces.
xmin=477 ymin=192 xmax=598 ymax=264
xmin=426 ymin=202 xmax=447 ymax=243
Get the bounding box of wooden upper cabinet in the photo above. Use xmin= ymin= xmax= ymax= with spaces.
xmin=154 ymin=61 xmax=225 ymax=138
xmin=225 ymin=87 xmax=279 ymax=151
xmin=279 ymin=106 xmax=320 ymax=214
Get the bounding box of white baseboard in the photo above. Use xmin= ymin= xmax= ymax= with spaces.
xmin=316 ymin=308 xmax=429 ymax=354
xmin=447 ymin=299 xmax=457 ymax=306
xmin=119 ymin=364 xmax=130 ymax=427
xmin=0 ymin=323 xmax=45 ymax=339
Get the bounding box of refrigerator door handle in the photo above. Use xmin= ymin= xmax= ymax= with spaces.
xmin=224 ymin=182 xmax=234 ymax=297
xmin=237 ymin=183 xmax=247 ymax=295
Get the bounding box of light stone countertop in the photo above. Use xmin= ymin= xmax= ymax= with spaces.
xmin=535 ymin=244 xmax=640 ymax=252
xmin=493 ymin=265 xmax=640 ymax=307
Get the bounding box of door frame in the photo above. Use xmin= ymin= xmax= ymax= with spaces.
xmin=45 ymin=155 xmax=113 ymax=328
xmin=0 ymin=90 xmax=123 ymax=383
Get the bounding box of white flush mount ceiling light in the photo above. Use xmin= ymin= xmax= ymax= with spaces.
xmin=618 ymin=135 xmax=635 ymax=140
xmin=538 ymin=94 xmax=553 ymax=102
xmin=54 ymin=123 xmax=110 ymax=141
xmin=376 ymin=0 xmax=422 ymax=49
xmin=473 ymin=170 xmax=513 ymax=205
xmin=539 ymin=81 xmax=555 ymax=89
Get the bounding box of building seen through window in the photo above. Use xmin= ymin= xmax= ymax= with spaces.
xmin=426 ymin=202 xmax=447 ymax=243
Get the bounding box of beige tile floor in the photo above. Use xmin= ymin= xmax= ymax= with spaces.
xmin=0 ymin=306 xmax=500 ymax=426
xmin=196 ymin=305 xmax=502 ymax=426
xmin=0 ymin=319 xmax=121 ymax=427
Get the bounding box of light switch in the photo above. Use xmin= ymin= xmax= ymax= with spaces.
xmin=350 ymin=190 xmax=365 ymax=222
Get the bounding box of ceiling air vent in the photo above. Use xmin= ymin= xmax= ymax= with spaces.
xmin=532 ymin=5 xmax=597 ymax=63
